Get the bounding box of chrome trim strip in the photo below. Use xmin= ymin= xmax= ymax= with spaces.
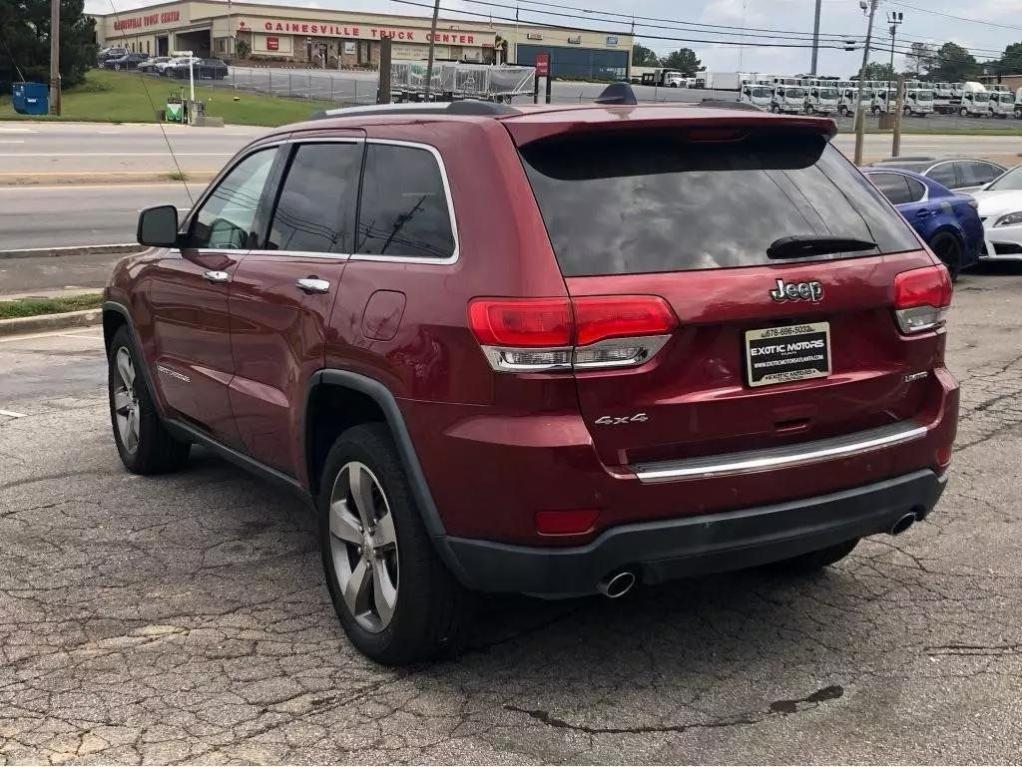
xmin=631 ymin=421 xmax=928 ymax=484
xmin=245 ymin=249 xmax=350 ymax=260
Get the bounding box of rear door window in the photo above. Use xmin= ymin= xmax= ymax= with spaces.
xmin=961 ymin=161 xmax=1001 ymax=187
xmin=267 ymin=142 xmax=363 ymax=253
xmin=927 ymin=162 xmax=959 ymax=188
xmin=870 ymin=172 xmax=913 ymax=205
xmin=904 ymin=176 xmax=926 ymax=202
xmin=355 ymin=144 xmax=456 ymax=260
xmin=519 ymin=130 xmax=919 ymax=276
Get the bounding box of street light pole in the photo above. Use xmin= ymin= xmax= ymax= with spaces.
xmin=854 ymin=0 xmax=879 ymax=166
xmin=48 ymin=0 xmax=61 ymax=115
xmin=810 ymin=0 xmax=822 ymax=76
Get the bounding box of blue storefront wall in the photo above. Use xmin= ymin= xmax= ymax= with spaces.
xmin=516 ymin=44 xmax=628 ymax=81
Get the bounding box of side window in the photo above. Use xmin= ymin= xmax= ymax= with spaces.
xmin=189 ymin=149 xmax=276 ymax=249
xmin=356 ymin=144 xmax=456 ymax=259
xmin=960 ymin=162 xmax=994 ymax=187
xmin=927 ymin=163 xmax=958 ymax=189
xmin=904 ymin=177 xmax=927 ymax=203
xmin=978 ymin=163 xmax=1003 ymax=185
xmin=871 ymin=173 xmax=913 ymax=205
xmin=267 ymin=142 xmax=363 ymax=253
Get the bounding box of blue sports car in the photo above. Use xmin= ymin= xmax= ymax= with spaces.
xmin=862 ymin=166 xmax=984 ymax=280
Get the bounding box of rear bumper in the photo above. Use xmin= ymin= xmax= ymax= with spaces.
xmin=443 ymin=469 xmax=946 ymax=597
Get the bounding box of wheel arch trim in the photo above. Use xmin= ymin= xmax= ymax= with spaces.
xmin=306 ymin=370 xmax=473 ymax=585
xmin=102 ymin=301 xmax=168 ymax=419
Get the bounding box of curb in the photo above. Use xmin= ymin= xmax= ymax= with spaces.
xmin=0 ymin=244 xmax=140 ymax=260
xmin=0 ymin=172 xmax=218 ymax=187
xmin=0 ymin=308 xmax=103 ymax=338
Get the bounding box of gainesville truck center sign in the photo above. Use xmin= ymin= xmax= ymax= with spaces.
xmin=113 ymin=10 xmax=180 ymax=30
xmin=236 ymin=17 xmax=491 ymax=46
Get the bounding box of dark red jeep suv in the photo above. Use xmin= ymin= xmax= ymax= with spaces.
xmin=103 ymin=98 xmax=958 ymax=664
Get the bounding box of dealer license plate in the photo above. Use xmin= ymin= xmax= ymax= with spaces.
xmin=745 ymin=322 xmax=831 ymax=388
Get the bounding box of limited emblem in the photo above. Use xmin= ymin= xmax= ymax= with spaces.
xmin=769 ymin=278 xmax=823 ymax=303
xmin=595 ymin=413 xmax=648 ymax=426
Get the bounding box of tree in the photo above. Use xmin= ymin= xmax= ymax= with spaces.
xmin=0 ymin=0 xmax=97 ymax=92
xmin=861 ymin=62 xmax=896 ymax=82
xmin=631 ymin=43 xmax=660 ymax=67
xmin=905 ymin=42 xmax=936 ymax=77
xmin=929 ymin=42 xmax=980 ymax=82
xmin=997 ymin=42 xmax=1022 ymax=75
xmin=661 ymin=48 xmax=701 ymax=76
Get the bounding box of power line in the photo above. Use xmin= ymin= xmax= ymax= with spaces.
xmin=388 ymin=0 xmax=859 ymax=49
xmin=887 ymin=1 xmax=1022 ymax=34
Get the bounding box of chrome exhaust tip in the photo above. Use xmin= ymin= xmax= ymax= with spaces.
xmin=889 ymin=512 xmax=917 ymax=536
xmin=597 ymin=570 xmax=637 ymax=599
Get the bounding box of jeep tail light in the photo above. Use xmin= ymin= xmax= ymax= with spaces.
xmin=468 ymin=296 xmax=677 ymax=372
xmin=535 ymin=509 xmax=600 ymax=536
xmin=894 ymin=265 xmax=952 ymax=334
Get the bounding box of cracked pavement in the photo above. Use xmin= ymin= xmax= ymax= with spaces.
xmin=2 ymin=267 xmax=1022 ymax=764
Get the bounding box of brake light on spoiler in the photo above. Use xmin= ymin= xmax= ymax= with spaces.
xmin=468 ymin=296 xmax=678 ymax=372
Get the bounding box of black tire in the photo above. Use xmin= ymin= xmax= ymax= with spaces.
xmin=960 ymin=107 xmax=969 ymax=117
xmin=929 ymin=231 xmax=963 ymax=282
xmin=838 ymin=105 xmax=848 ymax=116
xmin=319 ymin=423 xmax=471 ymax=665
xmin=770 ymin=104 xmax=779 ymax=113
xmin=904 ymin=106 xmax=912 ymax=117
xmin=766 ymin=538 xmax=859 ymax=574
xmin=107 ymin=325 xmax=190 ymax=474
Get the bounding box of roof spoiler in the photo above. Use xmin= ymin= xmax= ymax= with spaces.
xmin=595 ymin=82 xmax=638 ymax=106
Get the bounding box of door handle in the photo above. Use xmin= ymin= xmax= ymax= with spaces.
xmin=915 ymin=209 xmax=932 ymax=217
xmin=296 ymin=277 xmax=331 ymax=294
xmin=203 ymin=270 xmax=230 ymax=283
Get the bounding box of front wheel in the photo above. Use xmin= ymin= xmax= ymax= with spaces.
xmin=766 ymin=538 xmax=859 ymax=574
xmin=107 ymin=325 xmax=190 ymax=474
xmin=960 ymin=107 xmax=969 ymax=117
xmin=929 ymin=231 xmax=963 ymax=282
xmin=319 ymin=423 xmax=471 ymax=665
xmin=838 ymin=105 xmax=847 ymax=116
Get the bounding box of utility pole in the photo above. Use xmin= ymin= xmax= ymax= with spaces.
xmin=854 ymin=0 xmax=879 ymax=166
xmin=810 ymin=0 xmax=822 ymax=76
xmin=892 ymin=76 xmax=905 ymax=158
xmin=423 ymin=0 xmax=440 ymax=100
xmin=888 ymin=11 xmax=903 ymax=109
xmin=48 ymin=0 xmax=61 ymax=116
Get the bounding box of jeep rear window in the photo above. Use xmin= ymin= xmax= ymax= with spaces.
xmin=520 ymin=130 xmax=919 ymax=276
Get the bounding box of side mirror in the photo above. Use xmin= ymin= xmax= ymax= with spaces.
xmin=137 ymin=205 xmax=179 ymax=247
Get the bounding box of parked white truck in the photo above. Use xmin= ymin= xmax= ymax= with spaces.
xmin=903 ymin=87 xmax=935 ymax=116
xmin=988 ymin=88 xmax=1014 ymax=118
xmin=770 ymin=85 xmax=806 ymax=113
xmin=738 ymin=83 xmax=773 ymax=109
xmin=958 ymin=82 xmax=990 ymax=117
xmin=805 ymin=85 xmax=839 ymax=114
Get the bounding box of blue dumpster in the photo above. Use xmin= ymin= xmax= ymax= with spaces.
xmin=11 ymin=82 xmax=49 ymax=115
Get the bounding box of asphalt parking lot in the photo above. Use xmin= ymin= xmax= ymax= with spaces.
xmin=2 ymin=266 xmax=1022 ymax=763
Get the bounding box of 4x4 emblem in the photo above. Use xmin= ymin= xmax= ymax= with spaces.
xmin=770 ymin=278 xmax=823 ymax=303
xmin=595 ymin=413 xmax=649 ymax=426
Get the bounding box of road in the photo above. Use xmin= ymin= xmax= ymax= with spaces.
xmin=2 ymin=269 xmax=1022 ymax=762
xmin=0 ymin=183 xmax=203 ymax=255
xmin=0 ymin=122 xmax=264 ymax=179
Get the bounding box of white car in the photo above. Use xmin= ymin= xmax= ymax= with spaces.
xmin=155 ymin=56 xmax=198 ymax=75
xmin=972 ymin=166 xmax=1022 ymax=260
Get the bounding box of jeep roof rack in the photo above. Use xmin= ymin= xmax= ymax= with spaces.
xmin=310 ymin=100 xmax=521 ymax=120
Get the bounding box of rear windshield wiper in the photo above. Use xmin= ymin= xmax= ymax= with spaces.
xmin=767 ymin=235 xmax=878 ymax=260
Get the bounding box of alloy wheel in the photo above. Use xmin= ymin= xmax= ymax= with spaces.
xmin=112 ymin=347 xmax=140 ymax=454
xmin=328 ymin=462 xmax=400 ymax=633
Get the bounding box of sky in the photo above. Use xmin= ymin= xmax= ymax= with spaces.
xmin=85 ymin=0 xmax=1022 ymax=77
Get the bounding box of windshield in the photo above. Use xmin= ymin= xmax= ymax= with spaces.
xmin=785 ymin=88 xmax=805 ymax=98
xmin=819 ymin=88 xmax=839 ymax=99
xmin=520 ymin=130 xmax=917 ymax=276
xmin=974 ymin=93 xmax=990 ymax=102
xmin=987 ymin=167 xmax=1022 ymax=191
xmin=751 ymin=87 xmax=771 ymax=98
xmin=916 ymin=91 xmax=933 ymax=101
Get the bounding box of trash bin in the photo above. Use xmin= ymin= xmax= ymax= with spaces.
xmin=11 ymin=82 xmax=49 ymax=115
xmin=879 ymin=113 xmax=896 ymax=130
